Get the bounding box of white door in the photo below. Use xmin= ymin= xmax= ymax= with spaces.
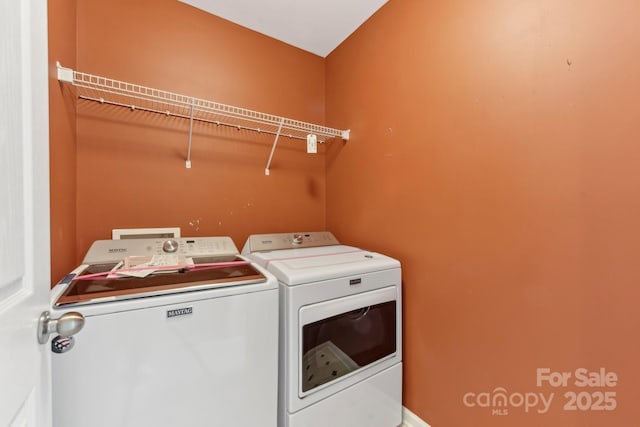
xmin=0 ymin=0 xmax=52 ymax=426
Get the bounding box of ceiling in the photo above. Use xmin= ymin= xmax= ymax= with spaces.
xmin=179 ymin=0 xmax=389 ymax=57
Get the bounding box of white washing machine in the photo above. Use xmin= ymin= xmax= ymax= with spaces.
xmin=242 ymin=232 xmax=402 ymax=427
xmin=48 ymin=236 xmax=278 ymax=427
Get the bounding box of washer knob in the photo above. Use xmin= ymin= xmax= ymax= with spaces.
xmin=162 ymin=239 xmax=179 ymax=253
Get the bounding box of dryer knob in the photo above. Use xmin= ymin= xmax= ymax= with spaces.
xmin=292 ymin=234 xmax=303 ymax=245
xmin=162 ymin=239 xmax=179 ymax=253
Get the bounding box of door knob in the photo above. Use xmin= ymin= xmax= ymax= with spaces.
xmin=37 ymin=311 xmax=85 ymax=344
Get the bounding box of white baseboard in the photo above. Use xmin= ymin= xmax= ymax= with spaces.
xmin=401 ymin=406 xmax=431 ymax=427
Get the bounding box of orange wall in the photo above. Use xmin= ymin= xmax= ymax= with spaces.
xmin=49 ymin=0 xmax=327 ymax=281
xmin=48 ymin=0 xmax=77 ymax=284
xmin=326 ymin=0 xmax=640 ymax=426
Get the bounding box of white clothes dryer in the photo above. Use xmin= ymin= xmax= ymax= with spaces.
xmin=49 ymin=236 xmax=278 ymax=427
xmin=242 ymin=231 xmax=402 ymax=427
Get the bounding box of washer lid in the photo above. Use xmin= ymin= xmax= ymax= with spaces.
xmin=54 ymin=256 xmax=267 ymax=307
xmin=248 ymin=245 xmax=400 ymax=286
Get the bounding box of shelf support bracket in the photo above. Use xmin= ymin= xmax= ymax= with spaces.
xmin=186 ymin=98 xmax=195 ymax=168
xmin=265 ymin=117 xmax=285 ymax=176
xmin=56 ymin=61 xmax=74 ymax=83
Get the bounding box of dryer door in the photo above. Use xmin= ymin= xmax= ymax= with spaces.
xmin=298 ymin=286 xmax=397 ymax=397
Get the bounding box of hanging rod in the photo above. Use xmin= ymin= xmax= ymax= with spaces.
xmin=56 ymin=63 xmax=350 ymax=172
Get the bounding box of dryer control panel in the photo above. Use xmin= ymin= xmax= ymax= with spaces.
xmin=242 ymin=231 xmax=340 ymax=253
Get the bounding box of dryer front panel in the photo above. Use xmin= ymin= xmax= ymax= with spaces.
xmin=299 ymin=286 xmax=397 ymax=396
xmin=286 ymin=273 xmax=402 ymax=414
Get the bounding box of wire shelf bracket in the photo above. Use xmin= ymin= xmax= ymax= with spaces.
xmin=56 ymin=62 xmax=350 ymax=173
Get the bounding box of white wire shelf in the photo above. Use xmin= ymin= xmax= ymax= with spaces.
xmin=56 ymin=62 xmax=349 ymax=173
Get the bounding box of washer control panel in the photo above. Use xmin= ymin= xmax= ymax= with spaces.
xmin=82 ymin=237 xmax=239 ymax=264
